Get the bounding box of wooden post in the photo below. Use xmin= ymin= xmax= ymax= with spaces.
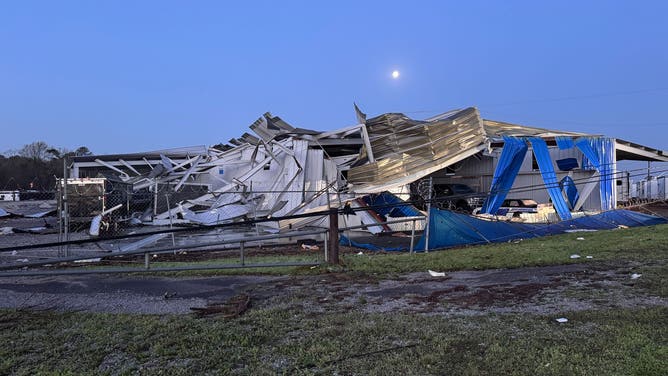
xmin=327 ymin=209 xmax=339 ymax=264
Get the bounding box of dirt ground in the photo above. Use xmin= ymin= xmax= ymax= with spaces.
xmin=0 ymin=260 xmax=664 ymax=317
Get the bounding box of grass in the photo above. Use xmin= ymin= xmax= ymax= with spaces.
xmin=342 ymin=224 xmax=668 ymax=275
xmin=1 ymin=224 xmax=666 ymax=374
xmin=1 ymin=306 xmax=666 ymax=375
xmin=71 ymin=223 xmax=668 ymax=278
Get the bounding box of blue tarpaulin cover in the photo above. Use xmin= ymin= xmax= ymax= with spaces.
xmin=362 ymin=191 xmax=422 ymax=217
xmin=555 ymin=136 xmax=575 ymax=150
xmin=413 ymin=208 xmax=666 ymax=251
xmin=529 ymin=137 xmax=572 ymax=220
xmin=560 ymin=176 xmax=580 ymax=209
xmin=339 ymin=235 xmax=405 ymax=251
xmin=556 ymin=158 xmax=579 ymax=171
xmin=575 ymin=137 xmax=615 ymax=211
xmin=480 ymin=137 xmax=528 ymax=215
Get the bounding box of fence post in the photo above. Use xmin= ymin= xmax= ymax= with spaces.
xmin=63 ymin=158 xmax=69 ymax=257
xmin=410 ymin=218 xmax=416 ymax=254
xmin=327 ymin=209 xmax=339 ymax=264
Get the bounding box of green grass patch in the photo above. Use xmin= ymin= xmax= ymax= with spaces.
xmin=343 ymin=224 xmax=668 ymax=275
xmin=1 ymin=306 xmax=666 ymax=375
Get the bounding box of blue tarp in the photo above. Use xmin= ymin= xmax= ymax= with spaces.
xmin=414 ymin=208 xmax=666 ymax=250
xmin=556 ymin=158 xmax=579 ymax=171
xmin=529 ymin=137 xmax=572 ymax=220
xmin=560 ymin=176 xmax=579 ymax=210
xmin=362 ymin=191 xmax=422 ymax=218
xmin=555 ymin=136 xmax=575 ymax=150
xmin=576 ymin=137 xmax=615 ymax=210
xmin=480 ymin=137 xmax=528 ymax=215
xmin=339 ymin=235 xmax=406 ymax=251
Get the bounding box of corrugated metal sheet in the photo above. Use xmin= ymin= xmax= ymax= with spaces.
xmin=483 ymin=120 xmax=588 ymax=139
xmin=348 ymin=107 xmax=487 ymax=188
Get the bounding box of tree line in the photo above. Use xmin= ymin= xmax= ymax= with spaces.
xmin=0 ymin=141 xmax=92 ymax=191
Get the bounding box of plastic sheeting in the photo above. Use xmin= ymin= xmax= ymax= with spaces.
xmin=560 ymin=176 xmax=579 ymax=210
xmin=576 ymin=137 xmax=615 ymax=210
xmin=362 ymin=191 xmax=422 ymax=218
xmin=339 ymin=235 xmax=405 ymax=251
xmin=529 ymin=138 xmax=572 ymax=220
xmin=414 ymin=208 xmax=666 ymax=250
xmin=480 ymin=137 xmax=528 ymax=215
xmin=556 ymin=136 xmax=575 ymax=150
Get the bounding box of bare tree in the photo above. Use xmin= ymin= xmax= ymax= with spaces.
xmin=19 ymin=141 xmax=52 ymax=161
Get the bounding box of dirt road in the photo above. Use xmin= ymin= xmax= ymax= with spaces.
xmin=0 ymin=261 xmax=663 ymax=316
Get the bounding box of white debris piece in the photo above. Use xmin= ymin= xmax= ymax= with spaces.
xmin=428 ymin=270 xmax=446 ymax=277
xmin=631 ymin=273 xmax=642 ymax=279
xmin=356 ymin=251 xmax=364 ymax=255
xmin=570 ymin=254 xmax=581 ymax=259
xmin=300 ymin=243 xmax=319 ymax=251
xmin=555 ymin=318 xmax=568 ymax=323
xmin=576 ymin=237 xmax=585 ymax=241
xmin=586 ymin=255 xmax=593 ymax=259
xmin=74 ymin=258 xmax=102 ymax=263
xmin=17 ymin=258 xmax=29 ymax=263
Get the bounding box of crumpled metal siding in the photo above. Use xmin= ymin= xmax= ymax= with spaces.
xmin=483 ymin=120 xmax=587 ymax=138
xmin=347 ymin=107 xmax=486 ymax=186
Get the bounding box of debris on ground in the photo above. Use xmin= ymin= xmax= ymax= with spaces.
xmin=190 ymin=294 xmax=251 ymax=318
xmin=301 ymin=243 xmax=320 ymax=251
xmin=631 ymin=273 xmax=642 ymax=279
xmin=73 ymin=258 xmax=102 ymax=263
xmin=428 ymin=270 xmax=446 ymax=277
xmin=555 ymin=318 xmax=569 ymax=323
xmin=570 ymin=254 xmax=581 ymax=259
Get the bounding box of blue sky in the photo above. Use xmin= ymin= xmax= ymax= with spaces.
xmin=1 ymin=1 xmax=667 ymax=155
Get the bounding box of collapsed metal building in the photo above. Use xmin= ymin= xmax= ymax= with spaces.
xmin=68 ymin=106 xmax=668 ymax=239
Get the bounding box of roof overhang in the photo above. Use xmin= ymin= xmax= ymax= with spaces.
xmin=615 ymin=139 xmax=668 ymax=162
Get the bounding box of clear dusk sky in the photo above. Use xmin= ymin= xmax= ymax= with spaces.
xmin=1 ymin=1 xmax=667 ymax=155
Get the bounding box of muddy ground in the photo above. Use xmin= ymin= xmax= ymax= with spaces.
xmin=0 ymin=260 xmax=663 ymax=317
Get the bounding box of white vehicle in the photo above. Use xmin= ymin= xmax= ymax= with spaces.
xmin=0 ymin=191 xmax=20 ymax=201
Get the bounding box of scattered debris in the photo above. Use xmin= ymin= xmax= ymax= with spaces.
xmin=569 ymin=254 xmax=581 ymax=259
xmin=576 ymin=237 xmax=585 ymax=241
xmin=300 ymin=243 xmax=320 ymax=251
xmin=586 ymin=255 xmax=593 ymax=259
xmin=117 ymin=233 xmax=169 ymax=253
xmin=163 ymin=292 xmax=177 ymax=300
xmin=428 ymin=270 xmax=446 ymax=277
xmin=73 ymin=258 xmax=102 ymax=263
xmin=631 ymin=273 xmax=642 ymax=280
xmin=0 ymin=227 xmax=14 ymax=235
xmin=356 ymin=251 xmax=364 ymax=255
xmin=89 ymin=204 xmax=124 ymax=236
xmin=11 ymin=250 xmax=17 ymax=255
xmin=555 ymin=317 xmax=568 ymax=323
xmin=190 ymin=294 xmax=251 ymax=318
xmin=17 ymin=259 xmax=29 ymax=263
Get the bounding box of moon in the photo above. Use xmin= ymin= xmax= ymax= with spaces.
xmin=392 ymin=70 xmax=400 ymax=79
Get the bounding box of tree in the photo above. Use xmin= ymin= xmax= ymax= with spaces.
xmin=74 ymin=146 xmax=92 ymax=156
xmin=19 ymin=141 xmax=52 ymax=161
xmin=46 ymin=148 xmax=61 ymax=159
